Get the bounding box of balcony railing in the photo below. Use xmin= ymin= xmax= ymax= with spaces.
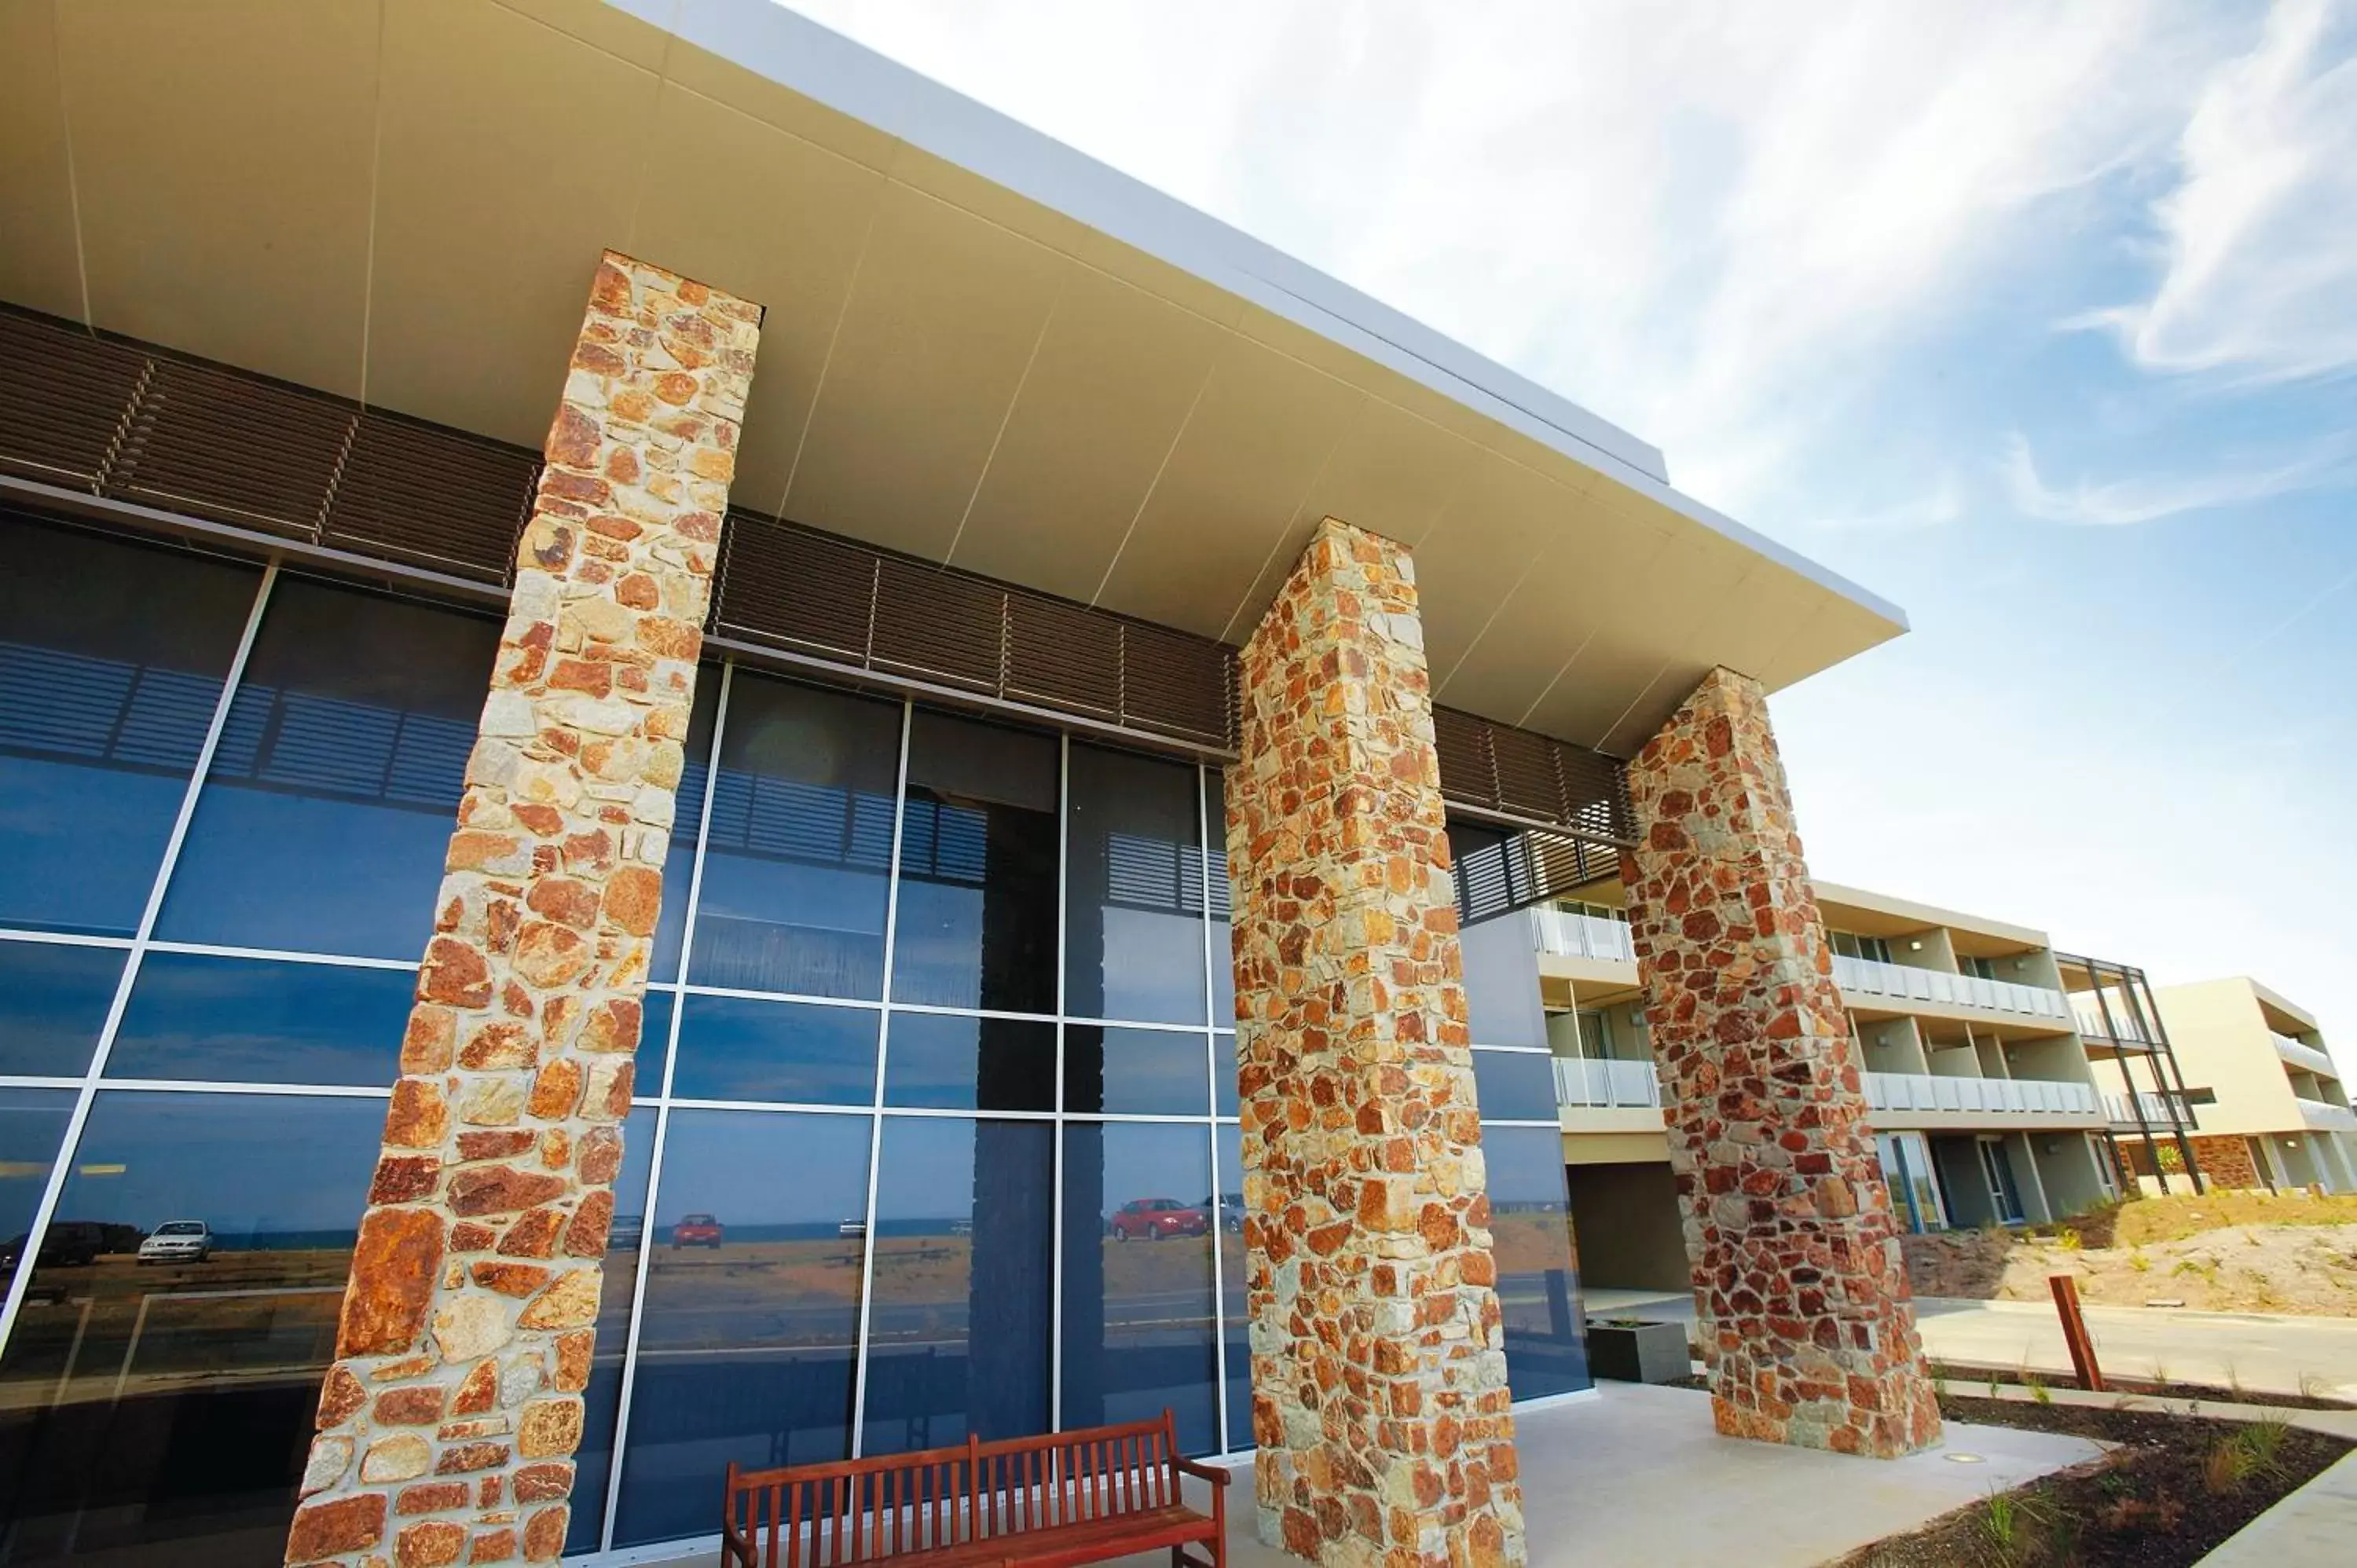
xmin=2274 ymin=1032 xmax=2339 ymax=1079
xmin=2103 ymin=1090 xmax=2192 ymax=1127
xmin=1553 ymin=1057 xmax=1662 ymax=1110
xmin=1833 ymin=954 xmax=2073 ymax=1023
xmin=2297 ymin=1097 xmax=2357 ymax=1134
xmin=1530 ymin=908 xmax=1637 ymax=964
xmin=1866 ymin=1071 xmax=2101 ymax=1119
xmin=2071 ymin=991 xmax=2153 ymax=1045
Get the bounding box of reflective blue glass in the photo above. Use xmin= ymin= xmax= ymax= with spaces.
xmin=1483 ymin=1124 xmax=1590 ymax=1398
xmin=0 ymin=517 xmax=259 ymax=937
xmin=155 ymin=577 xmax=498 ymax=959
xmin=0 ymin=1088 xmax=75 ymax=1291
xmin=649 ymin=672 xmax=720 ymax=984
xmin=1060 ymin=1122 xmax=1218 ymax=1453
xmin=105 ymin=954 xmax=416 ymax=1086
xmin=862 ymin=1116 xmax=1051 ymax=1456
xmin=1213 ymin=1121 xmax=1247 ymax=1450
xmin=1065 ymin=745 xmax=1204 ymax=1025
xmin=1470 ymin=1048 xmax=1559 ymax=1123
xmin=0 ymin=1091 xmax=384 ymax=1567
xmin=0 ymin=942 xmax=124 ymax=1078
xmin=1064 ymin=1026 xmax=1211 ymax=1117
xmin=1214 ymin=1033 xmax=1239 ymax=1120
xmin=882 ymin=1012 xmax=1054 ymax=1112
xmin=614 ymin=1108 xmax=871 ymax=1546
xmin=890 ymin=713 xmax=1058 ymax=1014
xmin=690 ymin=675 xmax=900 ymax=998
xmin=669 ymin=994 xmax=877 ymax=1105
xmin=1204 ymin=770 xmax=1234 ymax=1029
xmin=566 ymin=1105 xmax=654 ymax=1554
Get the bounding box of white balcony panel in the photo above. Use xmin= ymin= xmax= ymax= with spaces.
xmin=1833 ymin=954 xmax=2071 ymax=1022
xmin=1531 ymin=908 xmax=1637 ymax=964
xmin=1553 ymin=1056 xmax=1662 ymax=1110
xmin=1864 ymin=1071 xmax=2098 ymax=1119
xmin=2274 ymin=1033 xmax=2339 ymax=1079
xmin=2297 ymin=1097 xmax=2357 ymax=1134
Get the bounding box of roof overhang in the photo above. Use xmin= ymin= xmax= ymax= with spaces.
xmin=0 ymin=0 xmax=1905 ymax=754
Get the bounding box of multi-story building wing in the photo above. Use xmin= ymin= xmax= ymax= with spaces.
xmin=2151 ymin=978 xmax=2357 ymax=1192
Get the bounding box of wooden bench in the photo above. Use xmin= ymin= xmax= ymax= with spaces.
xmin=722 ymin=1410 xmax=1228 ymax=1568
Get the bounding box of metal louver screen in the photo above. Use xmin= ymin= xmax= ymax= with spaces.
xmin=0 ymin=303 xmax=537 ymax=584
xmin=1433 ymin=703 xmax=1634 ymax=846
xmin=1451 ymin=821 xmax=1626 ymax=929
xmin=713 ymin=508 xmax=1241 ymax=750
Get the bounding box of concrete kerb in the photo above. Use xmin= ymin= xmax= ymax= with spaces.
xmin=2194 ymin=1448 xmax=2357 ymax=1565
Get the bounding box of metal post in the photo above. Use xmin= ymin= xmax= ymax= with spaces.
xmin=2084 ymin=971 xmax=2167 ymax=1196
xmin=2122 ymin=968 xmax=2206 ymax=1195
xmin=2113 ymin=966 xmax=2204 ymax=1195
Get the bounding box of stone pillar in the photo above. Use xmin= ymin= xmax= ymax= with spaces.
xmin=1226 ymin=518 xmax=1525 ymax=1568
xmin=1621 ymin=667 xmax=1940 ymax=1459
xmin=285 ymin=253 xmax=761 ymax=1567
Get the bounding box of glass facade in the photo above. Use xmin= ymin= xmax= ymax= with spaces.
xmin=0 ymin=510 xmax=1588 ymax=1567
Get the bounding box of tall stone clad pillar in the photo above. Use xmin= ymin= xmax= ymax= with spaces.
xmin=1621 ymin=668 xmax=1939 ymax=1458
xmin=1226 ymin=518 xmax=1526 ymax=1568
xmin=285 ymin=254 xmax=761 ymax=1566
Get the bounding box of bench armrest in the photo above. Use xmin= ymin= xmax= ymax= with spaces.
xmin=719 ymin=1515 xmax=753 ymax=1568
xmin=1175 ymin=1456 xmax=1233 ymax=1486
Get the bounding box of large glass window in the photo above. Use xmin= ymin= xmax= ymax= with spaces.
xmin=691 ymin=675 xmax=900 ymax=998
xmin=567 ymin=1107 xmax=655 ymax=1556
xmin=0 ymin=1090 xmax=77 ymax=1291
xmin=0 ymin=943 xmax=125 ymax=1079
xmin=891 ymin=713 xmax=1058 ymax=1015
xmin=155 ymin=577 xmax=497 ymax=960
xmin=1483 ymin=1124 xmax=1589 ymax=1399
xmin=1065 ymin=745 xmax=1204 ymax=1025
xmin=1065 ymin=1026 xmax=1211 ymax=1117
xmin=0 ymin=518 xmax=259 ymax=937
xmin=0 ymin=1092 xmax=382 ymax=1568
xmin=669 ymin=994 xmax=877 ymax=1106
xmin=882 ymin=1013 xmax=1055 ymax=1112
xmin=104 ymin=954 xmax=416 ymax=1087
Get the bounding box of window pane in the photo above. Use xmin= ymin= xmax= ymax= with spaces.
xmin=0 ymin=518 xmax=258 ymax=937
xmin=1065 ymin=745 xmax=1204 ymax=1025
xmin=156 ymin=578 xmax=497 ymax=959
xmin=890 ymin=713 xmax=1057 ymax=1014
xmin=1065 ymin=1026 xmax=1211 ymax=1117
xmin=1470 ymin=1049 xmax=1558 ymax=1124
xmin=1061 ymin=1123 xmax=1217 ymax=1453
xmin=104 ymin=954 xmax=414 ymax=1086
xmin=862 ymin=1117 xmax=1050 ymax=1456
xmin=882 ymin=1012 xmax=1054 ymax=1112
xmin=566 ymin=1106 xmax=656 ymax=1555
xmin=0 ymin=943 xmax=124 ymax=1078
xmin=1204 ymin=769 xmax=1234 ymax=1029
xmin=1213 ymin=1122 xmax=1248 ymax=1451
xmin=1214 ymin=1033 xmax=1239 ymax=1120
xmin=1483 ymin=1125 xmax=1590 ymax=1399
xmin=1457 ymin=908 xmax=1547 ymax=1048
xmin=691 ymin=675 xmax=900 ymax=998
xmin=0 ymin=1091 xmax=383 ymax=1568
xmin=650 ymin=672 xmax=720 ymax=984
xmin=614 ymin=1108 xmax=871 ymax=1548
xmin=0 ymin=1088 xmax=76 ymax=1291
xmin=669 ymin=994 xmax=877 ymax=1105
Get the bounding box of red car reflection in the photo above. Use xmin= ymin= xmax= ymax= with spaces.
xmin=670 ymin=1213 xmax=724 ymax=1249
xmin=1109 ymin=1198 xmax=1209 ymax=1241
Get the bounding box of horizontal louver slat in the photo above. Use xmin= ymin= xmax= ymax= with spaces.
xmin=326 ymin=413 xmax=538 ymax=583
xmin=0 ymin=310 xmax=148 ymax=488
xmin=107 ymin=357 xmax=354 ymax=540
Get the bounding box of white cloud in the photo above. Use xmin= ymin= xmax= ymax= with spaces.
xmin=2078 ymin=0 xmax=2357 ymax=381
xmin=2001 ymin=430 xmax=2346 ymax=523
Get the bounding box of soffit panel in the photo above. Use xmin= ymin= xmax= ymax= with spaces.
xmin=57 ymin=0 xmax=378 ymax=397
xmin=658 ymin=2 xmax=900 ymax=172
xmin=888 ymin=142 xmax=1097 ymax=259
xmin=0 ymin=0 xmax=81 ymax=320
xmin=367 ymin=0 xmax=656 ymax=445
xmin=630 ymin=80 xmax=889 ymax=517
xmin=1096 ymin=338 xmax=1363 ymax=638
xmin=783 ymin=181 xmax=1068 ymax=560
xmin=1435 ymin=511 xmax=1670 ymax=724
xmin=1520 ymin=530 xmax=1729 ymax=749
xmin=1592 ymin=529 xmax=1760 ymax=754
xmin=1412 ymin=456 xmax=1583 ymax=689
xmin=1757 ymin=591 xmax=1907 ymax=692
xmin=950 ymin=266 xmax=1226 ymax=602
xmin=497 ymin=0 xmax=674 ymax=70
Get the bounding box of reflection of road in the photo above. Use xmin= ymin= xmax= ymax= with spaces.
xmin=636 ymin=1288 xmax=1218 ymax=1359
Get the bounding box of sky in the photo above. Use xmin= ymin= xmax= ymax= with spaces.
xmin=782 ymin=0 xmax=2357 ymax=1069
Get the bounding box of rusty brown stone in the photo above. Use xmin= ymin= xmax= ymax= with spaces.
xmin=577 ymin=998 xmax=641 ymax=1054
xmin=401 ymin=1008 xmax=456 ymax=1074
xmin=562 ymin=1189 xmax=612 ymax=1257
xmin=526 ymin=1060 xmax=583 ymax=1121
xmin=600 ymin=866 xmax=662 ymax=936
xmin=453 ymin=1357 xmax=501 ymax=1417
xmin=383 ymin=1078 xmax=449 ymax=1150
xmin=472 ymin=1261 xmax=555 ymax=1298
xmin=317 ymin=1365 xmax=368 ymax=1431
xmin=458 ymin=1021 xmax=535 ymax=1072
xmin=552 ymin=1331 xmax=593 ymax=1393
xmin=394 ymin=1482 xmax=471 ymax=1516
xmin=577 ymin=1127 xmax=623 ymax=1185
xmin=522 ymin=1507 xmax=567 ymax=1563
xmin=288 ymin=1493 xmax=387 ymax=1563
xmin=448 ymin=1167 xmax=569 ymax=1218
xmin=369 ymin=1155 xmax=441 ymax=1206
xmin=337 ymin=1208 xmax=445 ymax=1357
xmin=517 ymin=1397 xmax=585 ymax=1459
xmin=372 ymin=1385 xmax=446 ymax=1427
xmin=511 ymin=1462 xmax=574 ymax=1504
xmin=496 ymin=1208 xmax=565 ymax=1259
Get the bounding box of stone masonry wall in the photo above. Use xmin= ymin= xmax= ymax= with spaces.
xmin=1621 ymin=667 xmax=1941 ymax=1459
xmin=285 ymin=254 xmax=761 ymax=1567
xmin=2190 ymin=1134 xmax=2263 ymax=1190
xmin=1226 ymin=518 xmax=1525 ymax=1568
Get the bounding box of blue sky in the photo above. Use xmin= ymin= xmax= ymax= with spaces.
xmin=783 ymin=2 xmax=2356 ymax=1062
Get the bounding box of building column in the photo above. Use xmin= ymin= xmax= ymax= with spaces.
xmin=1620 ymin=667 xmax=1940 ymax=1458
xmin=285 ymin=254 xmax=761 ymax=1567
xmin=1226 ymin=518 xmax=1525 ymax=1568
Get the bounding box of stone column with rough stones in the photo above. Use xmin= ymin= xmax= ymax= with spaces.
xmin=1620 ymin=666 xmax=1941 ymax=1459
xmin=1226 ymin=518 xmax=1526 ymax=1568
xmin=284 ymin=253 xmax=761 ymax=1567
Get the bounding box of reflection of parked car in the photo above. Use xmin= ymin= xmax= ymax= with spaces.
xmin=137 ymin=1220 xmax=212 ymax=1265
xmin=1109 ymin=1198 xmax=1209 ymax=1241
xmin=670 ymin=1214 xmax=724 ymax=1249
xmin=1204 ymin=1195 xmax=1246 ymax=1234
xmin=2 ymin=1220 xmax=108 ymax=1272
xmin=610 ymin=1214 xmax=644 ymax=1250
xmin=838 ymin=1218 xmax=867 ymax=1240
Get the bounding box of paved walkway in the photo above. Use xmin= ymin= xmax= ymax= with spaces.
xmin=2198 ymin=1449 xmax=2357 ymax=1564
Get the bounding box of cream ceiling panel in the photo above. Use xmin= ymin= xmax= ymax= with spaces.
xmin=495 ymin=0 xmax=674 ymax=70
xmin=368 ymin=0 xmax=656 ymax=444
xmin=1758 ymin=594 xmax=1904 ymax=692
xmin=950 ymin=267 xmax=1224 ymax=601
xmin=0 ymin=0 xmax=81 ymax=320
xmin=784 ymin=181 xmax=1067 ymax=559
xmin=1522 ymin=531 xmax=1732 ymax=749
xmin=632 ymin=81 xmax=889 ymax=516
xmin=889 ymin=143 xmax=1095 ymax=260
xmin=1097 ymin=338 xmax=1363 ymax=637
xmin=1436 ymin=509 xmax=1670 ymax=723
xmin=1412 ymin=456 xmax=1583 ymax=685
xmin=57 ymin=0 xmax=378 ymax=396
xmin=661 ymin=27 xmax=898 ymax=173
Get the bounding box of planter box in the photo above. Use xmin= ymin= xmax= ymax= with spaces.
xmin=1585 ymin=1317 xmax=1690 ymax=1383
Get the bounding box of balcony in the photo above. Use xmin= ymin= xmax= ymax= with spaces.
xmin=2297 ymin=1097 xmax=2357 ymax=1134
xmin=1553 ymin=1057 xmax=1662 ymax=1110
xmin=2071 ymin=993 xmax=2154 ymax=1046
xmin=1532 ymin=908 xmax=1637 ymax=964
xmin=2104 ymin=1090 xmax=2193 ymax=1127
xmin=2274 ymin=1032 xmax=2339 ymax=1079
xmin=1866 ymin=1071 xmax=2101 ymax=1119
xmin=1833 ymin=954 xmax=2073 ymax=1024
